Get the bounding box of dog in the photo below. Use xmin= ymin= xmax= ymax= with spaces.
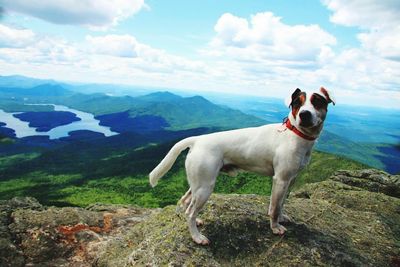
xmin=149 ymin=87 xmax=335 ymax=245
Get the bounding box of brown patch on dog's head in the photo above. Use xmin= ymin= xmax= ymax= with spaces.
xmin=310 ymin=93 xmax=328 ymax=111
xmin=288 ymin=88 xmax=306 ymax=118
xmin=319 ymin=87 xmax=335 ymax=105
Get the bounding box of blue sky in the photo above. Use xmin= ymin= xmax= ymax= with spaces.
xmin=0 ymin=0 xmax=399 ymax=108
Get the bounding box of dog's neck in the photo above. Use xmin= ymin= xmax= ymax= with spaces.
xmin=287 ymin=115 xmax=324 ymax=141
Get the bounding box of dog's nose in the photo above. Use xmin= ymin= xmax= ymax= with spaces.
xmin=299 ymin=110 xmax=312 ymax=122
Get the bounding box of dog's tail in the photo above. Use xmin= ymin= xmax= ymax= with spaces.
xmin=149 ymin=137 xmax=195 ymax=187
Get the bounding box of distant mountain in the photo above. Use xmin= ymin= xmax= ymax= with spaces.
xmin=0 ymin=84 xmax=71 ymax=97
xmin=0 ymin=74 xmax=166 ymax=96
xmin=27 ymin=84 xmax=72 ymax=97
xmin=316 ymin=130 xmax=385 ymax=170
xmin=127 ymin=94 xmax=267 ymax=130
xmin=78 ymin=92 xmax=266 ymax=130
xmin=0 ymin=84 xmax=267 ymax=131
xmin=136 ymin=91 xmax=182 ymax=102
xmin=0 ymin=83 xmax=74 ymax=113
xmin=0 ymin=75 xmax=59 ymax=88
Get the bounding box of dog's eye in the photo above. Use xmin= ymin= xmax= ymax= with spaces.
xmin=291 ymin=92 xmax=306 ymax=108
xmin=311 ymin=94 xmax=328 ymax=109
xmin=292 ymin=95 xmax=304 ymax=107
xmin=292 ymin=97 xmax=301 ymax=106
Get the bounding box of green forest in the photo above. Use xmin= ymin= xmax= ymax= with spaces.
xmin=0 ymin=139 xmax=366 ymax=208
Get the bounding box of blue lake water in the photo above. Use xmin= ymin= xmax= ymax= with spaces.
xmin=0 ymin=105 xmax=118 ymax=139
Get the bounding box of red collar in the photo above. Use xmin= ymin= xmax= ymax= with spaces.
xmin=284 ymin=118 xmax=317 ymax=141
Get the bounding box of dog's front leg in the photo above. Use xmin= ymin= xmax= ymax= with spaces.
xmin=277 ymin=176 xmax=297 ymax=223
xmin=268 ymin=174 xmax=291 ymax=235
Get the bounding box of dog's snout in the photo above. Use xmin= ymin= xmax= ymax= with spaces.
xmin=299 ymin=110 xmax=311 ymax=121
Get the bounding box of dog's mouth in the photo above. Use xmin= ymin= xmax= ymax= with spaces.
xmin=299 ymin=117 xmax=324 ymax=130
xmin=299 ymin=120 xmax=314 ymax=128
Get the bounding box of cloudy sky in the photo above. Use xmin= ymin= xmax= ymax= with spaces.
xmin=0 ymin=0 xmax=399 ymax=108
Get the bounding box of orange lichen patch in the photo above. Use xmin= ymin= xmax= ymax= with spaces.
xmin=103 ymin=213 xmax=113 ymax=232
xmin=57 ymin=213 xmax=113 ymax=243
xmin=57 ymin=224 xmax=99 ymax=243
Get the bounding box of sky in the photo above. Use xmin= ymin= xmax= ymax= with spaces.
xmin=0 ymin=0 xmax=399 ymax=108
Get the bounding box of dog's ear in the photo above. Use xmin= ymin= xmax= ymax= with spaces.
xmin=285 ymin=88 xmax=302 ymax=108
xmin=320 ymin=87 xmax=335 ymax=105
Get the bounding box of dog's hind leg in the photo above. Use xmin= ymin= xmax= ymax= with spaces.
xmin=176 ymin=188 xmax=191 ymax=215
xmin=177 ymin=189 xmax=204 ymax=226
xmin=185 ymin=186 xmax=214 ymax=245
xmin=178 ymin=188 xmax=192 ymax=210
xmin=184 ymin=153 xmax=221 ymax=245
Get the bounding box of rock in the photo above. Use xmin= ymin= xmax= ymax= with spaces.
xmin=0 ymin=197 xmax=43 ymax=267
xmin=0 ymin=200 xmax=157 ymax=266
xmin=98 ymin=170 xmax=400 ymax=267
xmin=0 ymin=169 xmax=399 ymax=266
xmin=329 ymin=169 xmax=400 ymax=198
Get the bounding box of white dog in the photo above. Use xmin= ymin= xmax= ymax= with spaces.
xmin=149 ymin=87 xmax=335 ymax=245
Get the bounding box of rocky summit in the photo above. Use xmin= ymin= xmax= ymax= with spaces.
xmin=1 ymin=169 xmax=399 ymax=267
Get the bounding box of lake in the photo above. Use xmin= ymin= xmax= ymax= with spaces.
xmin=0 ymin=104 xmax=118 ymax=139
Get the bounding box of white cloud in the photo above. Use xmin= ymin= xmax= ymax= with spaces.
xmin=0 ymin=30 xmax=208 ymax=90
xmin=323 ymin=0 xmax=400 ymax=62
xmin=0 ymin=24 xmax=36 ymax=48
xmin=1 ymin=0 xmax=146 ymax=28
xmin=320 ymin=0 xmax=400 ymax=107
xmin=0 ymin=25 xmax=81 ymax=64
xmin=358 ymin=27 xmax=400 ymax=61
xmin=209 ymin=12 xmax=336 ymax=63
xmin=86 ymin=35 xmax=138 ymax=58
xmin=85 ymin=34 xmax=206 ymax=74
xmin=322 ymin=0 xmax=400 ymax=29
xmin=316 ymin=48 xmax=400 ymax=90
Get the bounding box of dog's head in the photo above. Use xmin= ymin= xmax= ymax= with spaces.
xmin=285 ymin=87 xmax=335 ymax=129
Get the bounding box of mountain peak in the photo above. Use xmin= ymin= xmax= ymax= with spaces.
xmin=138 ymin=91 xmax=182 ymax=102
xmin=187 ymin=95 xmax=207 ymax=100
xmin=185 ymin=95 xmax=212 ymax=104
xmin=29 ymin=84 xmax=70 ymax=96
xmin=0 ymin=75 xmax=58 ymax=88
xmin=32 ymin=83 xmax=65 ymax=90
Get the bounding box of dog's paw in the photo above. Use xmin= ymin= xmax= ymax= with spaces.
xmin=192 ymin=234 xmax=210 ymax=245
xmin=271 ymin=224 xmax=287 ymax=235
xmin=279 ymin=213 xmax=292 ymax=223
xmin=196 ymin=218 xmax=204 ymax=226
